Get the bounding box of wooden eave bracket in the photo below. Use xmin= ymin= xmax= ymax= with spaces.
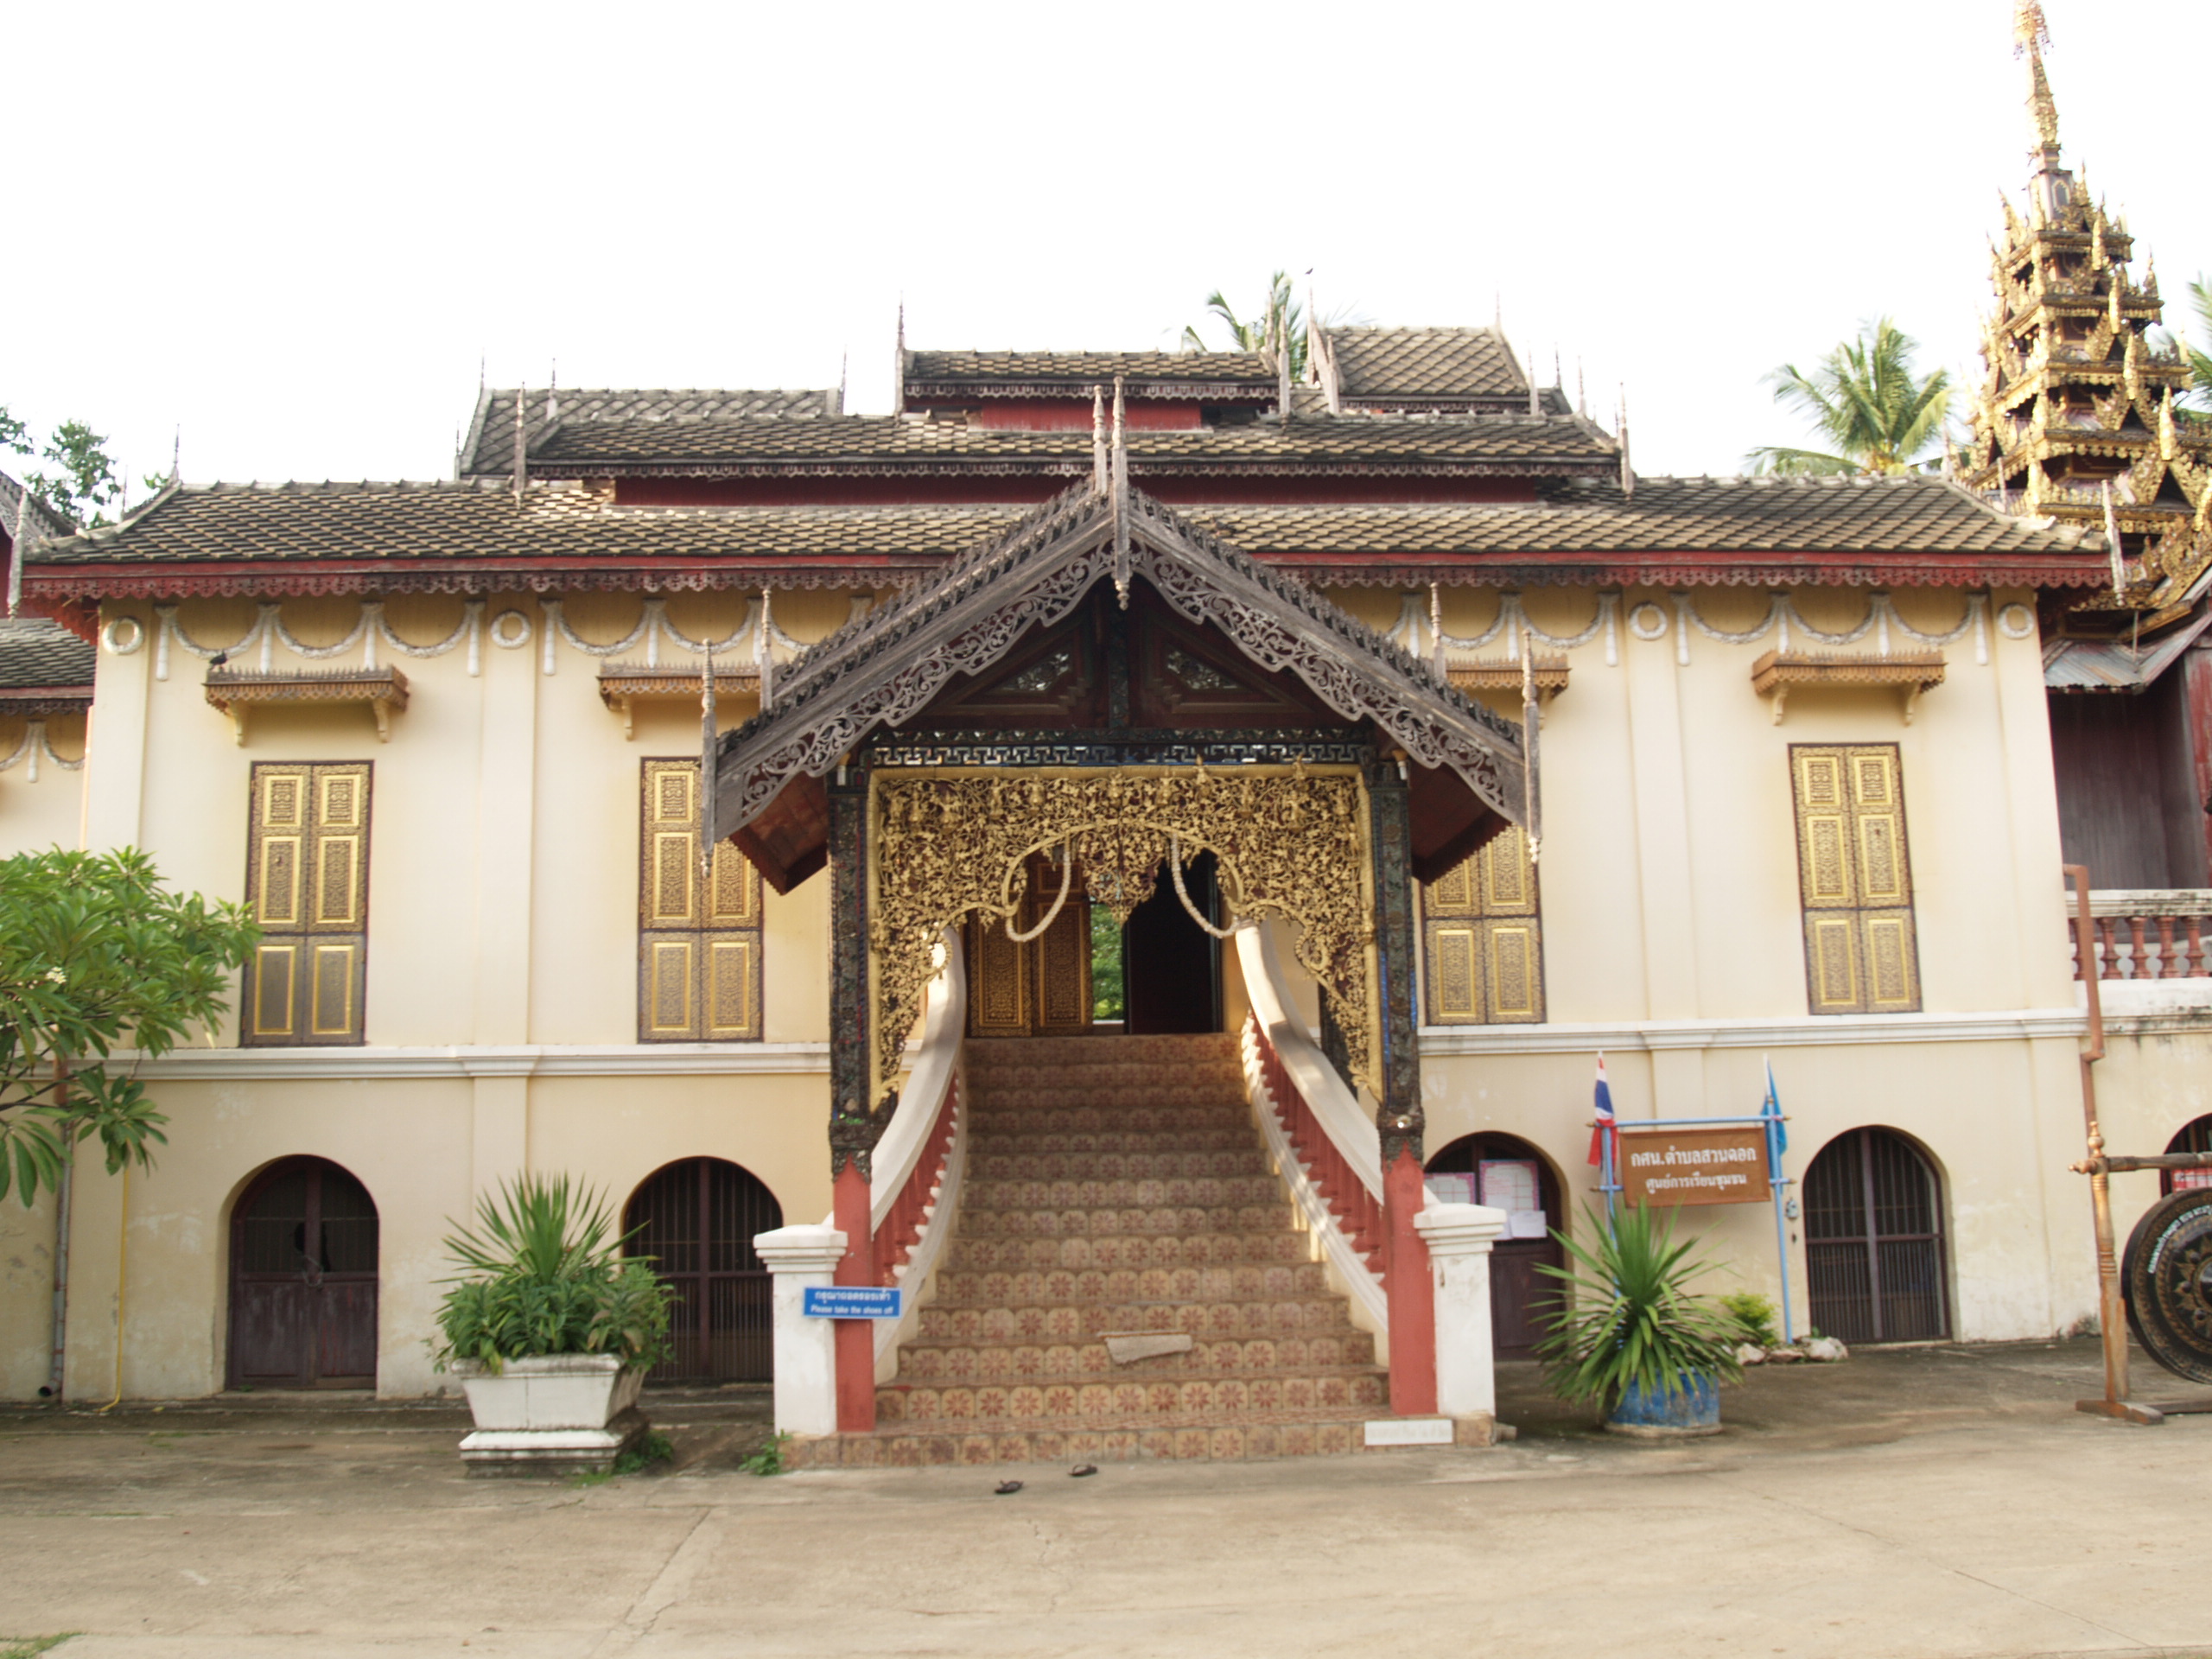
xmin=204 ymin=666 xmax=410 ymax=746
xmin=1446 ymin=655 xmax=1568 ymax=724
xmin=1751 ymin=651 xmax=1945 ymax=727
xmin=596 ymin=664 xmax=761 ymax=740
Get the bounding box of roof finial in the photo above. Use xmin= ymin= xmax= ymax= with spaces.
xmin=1618 ymin=386 xmax=1635 ymax=502
xmin=1111 ymin=376 xmax=1131 ymax=608
xmin=170 ymin=426 xmax=181 ymax=487
xmin=1577 ymin=359 xmax=1588 ymax=418
xmin=893 ymin=301 xmax=908 ymax=416
xmin=1527 ymin=343 xmax=1540 ymax=416
xmin=512 ymin=380 xmax=527 ymax=505
xmin=1092 ymin=385 xmax=1109 ymax=493
xmin=546 ymin=361 xmax=557 ymax=427
xmin=2014 ymin=1 xmax=2059 ymax=152
xmin=836 ymin=352 xmax=849 ymax=416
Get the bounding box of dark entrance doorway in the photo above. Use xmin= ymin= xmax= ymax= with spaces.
xmin=1424 ymin=1133 xmax=1563 ymax=1360
xmin=227 ymin=1156 xmax=379 ymax=1389
xmin=1804 ymin=1127 xmax=1949 ymax=1343
xmin=623 ymin=1158 xmax=782 ymax=1383
xmin=1124 ymin=849 xmax=1222 ymax=1035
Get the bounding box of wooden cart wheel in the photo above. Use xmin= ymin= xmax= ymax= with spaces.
xmin=2123 ymin=1190 xmax=2212 ymax=1384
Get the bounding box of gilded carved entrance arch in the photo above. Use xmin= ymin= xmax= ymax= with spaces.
xmin=868 ymin=766 xmax=1378 ymax=1103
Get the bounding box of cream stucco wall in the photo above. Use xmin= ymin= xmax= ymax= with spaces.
xmin=8 ymin=573 xmax=2186 ymax=1399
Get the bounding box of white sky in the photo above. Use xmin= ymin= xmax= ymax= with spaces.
xmin=3 ymin=0 xmax=2202 ymax=496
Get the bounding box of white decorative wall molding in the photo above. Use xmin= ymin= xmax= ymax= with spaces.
xmin=1420 ymin=1006 xmax=2087 ymax=1057
xmin=111 ymin=1041 xmax=832 ymax=1082
xmin=1391 ymin=588 xmax=1993 ymax=673
xmin=135 ymin=593 xmax=874 ymax=684
xmin=0 ymin=717 xmax=83 ymax=779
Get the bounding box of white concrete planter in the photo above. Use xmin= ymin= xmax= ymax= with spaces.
xmin=453 ymin=1354 xmax=650 ymax=1476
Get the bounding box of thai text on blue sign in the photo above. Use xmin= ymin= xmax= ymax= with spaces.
xmin=802 ymin=1286 xmax=904 ymax=1319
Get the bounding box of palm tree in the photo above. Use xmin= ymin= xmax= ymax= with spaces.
xmin=1181 ymin=272 xmax=1307 ymax=378
xmin=1745 ymin=319 xmax=1953 ymax=476
xmin=2173 ymin=276 xmax=2212 ymax=412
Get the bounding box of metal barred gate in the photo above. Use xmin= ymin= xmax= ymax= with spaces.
xmin=1804 ymin=1128 xmax=1949 ymax=1344
xmin=623 ymin=1158 xmax=782 ymax=1383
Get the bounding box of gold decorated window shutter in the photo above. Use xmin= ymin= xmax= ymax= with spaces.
xmin=1419 ymin=824 xmax=1545 ymax=1025
xmin=1790 ymin=744 xmax=1921 ymax=1014
xmin=639 ymin=760 xmax=763 ymax=1042
xmin=243 ymin=762 xmax=372 ymax=1046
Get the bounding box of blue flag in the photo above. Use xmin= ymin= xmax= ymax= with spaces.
xmin=1761 ymin=1058 xmax=1787 ymax=1164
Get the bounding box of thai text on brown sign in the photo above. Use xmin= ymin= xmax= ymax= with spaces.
xmin=1618 ymin=1128 xmax=1770 ymax=1207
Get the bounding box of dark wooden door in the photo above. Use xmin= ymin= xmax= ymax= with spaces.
xmin=228 ymin=1157 xmax=378 ymax=1389
xmin=1125 ymin=850 xmax=1221 ymax=1035
xmin=1424 ymin=1134 xmax=1563 ymax=1360
xmin=1805 ymin=1128 xmax=1949 ymax=1344
xmin=625 ymin=1159 xmax=782 ymax=1383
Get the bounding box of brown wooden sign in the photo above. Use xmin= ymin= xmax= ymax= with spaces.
xmin=1618 ymin=1128 xmax=1770 ymax=1208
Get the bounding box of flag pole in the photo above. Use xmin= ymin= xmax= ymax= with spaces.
xmin=1763 ymin=1055 xmax=1796 ymax=1344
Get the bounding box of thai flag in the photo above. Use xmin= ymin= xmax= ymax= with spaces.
xmin=1587 ymin=1053 xmax=1616 ymax=1167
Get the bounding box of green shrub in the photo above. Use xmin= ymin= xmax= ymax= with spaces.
xmin=1719 ymin=1292 xmax=1782 ymax=1349
xmin=741 ymin=1431 xmax=792 ymax=1477
xmin=432 ymin=1174 xmax=672 ymax=1372
xmin=1535 ymin=1203 xmax=1745 ymax=1413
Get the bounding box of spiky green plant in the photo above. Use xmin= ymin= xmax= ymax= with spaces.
xmin=1535 ymin=1203 xmax=1745 ymax=1413
xmin=1745 ymin=318 xmax=1952 ymax=476
xmin=432 ymin=1174 xmax=671 ymax=1372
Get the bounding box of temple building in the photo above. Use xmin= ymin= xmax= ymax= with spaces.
xmin=3 ymin=22 xmax=2203 ymax=1448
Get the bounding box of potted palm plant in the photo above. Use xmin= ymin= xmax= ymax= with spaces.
xmin=434 ymin=1174 xmax=673 ymax=1475
xmin=1535 ymin=1203 xmax=1744 ymax=1438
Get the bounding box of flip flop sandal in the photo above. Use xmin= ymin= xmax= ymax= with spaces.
xmin=1069 ymin=1464 xmax=1098 ymax=1478
xmin=994 ymin=1479 xmax=1024 ymax=1495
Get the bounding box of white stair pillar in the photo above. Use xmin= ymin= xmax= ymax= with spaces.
xmin=753 ymin=1224 xmax=848 ymax=1438
xmin=1414 ymin=1203 xmax=1510 ymax=1426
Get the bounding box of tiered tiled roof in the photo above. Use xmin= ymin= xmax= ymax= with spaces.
xmin=460 ymin=387 xmax=842 ymax=479
xmin=527 ymin=410 xmax=1616 ymax=476
xmin=1323 ymin=327 xmax=1524 ymax=399
xmin=19 ymin=473 xmax=2108 ymax=600
xmin=2 ymin=472 xmax=79 ymax=547
xmin=902 ymin=350 xmax=1274 ymax=399
xmin=0 ymin=616 xmax=95 ymax=709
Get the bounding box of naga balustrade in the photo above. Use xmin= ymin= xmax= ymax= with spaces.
xmin=1233 ymin=925 xmax=1392 ymax=1346
xmin=2070 ymin=891 xmax=2212 ymax=981
xmin=872 ymin=1075 xmax=959 ymax=1284
xmin=1247 ymin=1016 xmax=1384 ymax=1273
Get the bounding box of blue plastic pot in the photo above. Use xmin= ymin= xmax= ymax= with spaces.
xmin=1606 ymin=1373 xmax=1721 ymax=1437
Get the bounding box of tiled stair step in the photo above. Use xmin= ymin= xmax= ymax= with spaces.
xmin=918 ymin=1305 xmax=1353 ymax=1343
xmin=957 ymin=1205 xmax=1292 ymax=1237
xmin=966 ymin=1108 xmax=1248 ymax=1130
xmin=968 ymin=1152 xmax=1271 ymax=1181
xmin=788 ymin=1411 xmax=1395 ymax=1469
xmin=962 ymin=1129 xmax=1258 ymax=1154
xmin=898 ymin=1333 xmax=1373 ymax=1379
xmin=880 ymin=1370 xmax=1388 ymax=1424
xmin=947 ymin=1232 xmax=1307 ymax=1272
xmin=966 ymin=1178 xmax=1283 ymax=1211
xmin=933 ymin=1263 xmax=1332 ymax=1302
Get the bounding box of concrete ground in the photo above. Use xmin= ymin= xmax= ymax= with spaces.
xmin=1 ymin=1339 xmax=2207 ymax=1659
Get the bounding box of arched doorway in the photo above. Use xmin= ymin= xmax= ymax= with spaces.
xmin=1804 ymin=1128 xmax=1949 ymax=1344
xmin=2161 ymin=1116 xmax=2212 ymax=1197
xmin=623 ymin=1158 xmax=783 ymax=1383
xmin=227 ymin=1156 xmax=379 ymax=1389
xmin=1424 ymin=1133 xmax=1563 ymax=1359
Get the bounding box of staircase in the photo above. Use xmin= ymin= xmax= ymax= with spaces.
xmin=798 ymin=1032 xmax=1392 ymax=1468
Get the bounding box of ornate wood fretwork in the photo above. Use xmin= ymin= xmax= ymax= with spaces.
xmin=714 ymin=481 xmax=1527 ymax=849
xmin=868 ymin=766 xmax=1377 ymax=1108
xmin=1363 ymin=755 xmax=1423 ymax=1166
xmin=828 ymin=765 xmax=882 ymax=1177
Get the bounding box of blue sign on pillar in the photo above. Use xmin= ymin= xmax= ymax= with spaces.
xmin=802 ymin=1285 xmax=904 ymax=1319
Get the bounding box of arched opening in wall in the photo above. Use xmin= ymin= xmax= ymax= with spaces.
xmin=226 ymin=1156 xmax=379 ymax=1389
xmin=623 ymin=1159 xmax=783 ymax=1384
xmin=1804 ymin=1128 xmax=1949 ymax=1344
xmin=2161 ymin=1116 xmax=2212 ymax=1198
xmin=1424 ymin=1133 xmax=1563 ymax=1360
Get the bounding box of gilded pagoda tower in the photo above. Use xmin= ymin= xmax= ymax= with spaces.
xmin=1963 ymin=3 xmax=2212 ymax=632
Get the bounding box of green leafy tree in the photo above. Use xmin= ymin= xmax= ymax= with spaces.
xmin=1181 ymin=271 xmax=1309 ymax=379
xmin=1745 ymin=318 xmax=1953 ymax=476
xmin=2164 ymin=276 xmax=2212 ymax=412
xmin=0 ymin=405 xmax=129 ymax=526
xmin=1 ymin=848 xmax=260 ymax=1205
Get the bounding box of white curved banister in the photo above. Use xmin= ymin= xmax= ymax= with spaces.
xmin=869 ymin=925 xmax=966 ymax=1230
xmin=1236 ymin=925 xmax=1382 ymax=1202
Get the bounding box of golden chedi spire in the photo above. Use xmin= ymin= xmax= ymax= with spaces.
xmin=1964 ymin=3 xmax=2212 ymax=629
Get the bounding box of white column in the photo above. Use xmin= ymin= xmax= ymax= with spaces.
xmin=753 ymin=1224 xmax=848 ymax=1438
xmin=1414 ymin=1203 xmax=1508 ymax=1424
